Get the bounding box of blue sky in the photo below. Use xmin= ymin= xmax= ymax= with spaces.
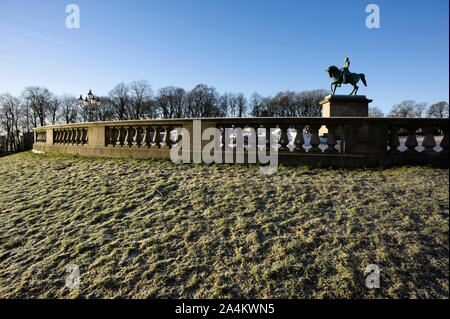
xmin=0 ymin=0 xmax=448 ymax=114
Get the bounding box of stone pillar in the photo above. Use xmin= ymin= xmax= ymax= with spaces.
xmin=319 ymin=95 xmax=372 ymax=136
xmin=88 ymin=124 xmax=105 ymax=147
xmin=45 ymin=128 xmax=54 ymax=145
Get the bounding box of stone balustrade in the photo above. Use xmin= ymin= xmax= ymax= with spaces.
xmin=33 ymin=118 xmax=449 ymax=167
xmin=35 ymin=131 xmax=47 ymax=144
xmin=53 ymin=127 xmax=89 ymax=145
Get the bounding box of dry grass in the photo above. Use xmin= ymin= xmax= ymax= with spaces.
xmin=0 ymin=151 xmax=448 ymax=298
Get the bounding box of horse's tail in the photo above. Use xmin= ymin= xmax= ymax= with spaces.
xmin=360 ymin=73 xmax=367 ymax=86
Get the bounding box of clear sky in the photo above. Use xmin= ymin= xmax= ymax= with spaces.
xmin=0 ymin=0 xmax=448 ymax=114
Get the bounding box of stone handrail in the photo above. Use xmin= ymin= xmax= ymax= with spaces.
xmin=33 ymin=117 xmax=449 ymax=167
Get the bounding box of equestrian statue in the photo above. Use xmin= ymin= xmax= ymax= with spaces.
xmin=326 ymin=57 xmax=367 ymax=95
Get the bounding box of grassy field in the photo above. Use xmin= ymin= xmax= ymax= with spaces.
xmin=0 ymin=151 xmax=448 ymax=298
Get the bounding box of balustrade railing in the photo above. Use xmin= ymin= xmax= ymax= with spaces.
xmin=53 ymin=127 xmax=89 ymax=145
xmin=33 ymin=117 xmax=449 ymax=167
xmin=105 ymin=125 xmax=177 ymax=148
xmin=35 ymin=131 xmax=46 ymax=143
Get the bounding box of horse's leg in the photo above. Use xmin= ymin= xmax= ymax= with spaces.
xmin=354 ymin=85 xmax=359 ymax=95
xmin=349 ymin=85 xmax=355 ymax=95
xmin=332 ymin=83 xmax=337 ymax=95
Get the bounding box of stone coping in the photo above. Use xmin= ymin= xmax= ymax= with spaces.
xmin=34 ymin=117 xmax=449 ymax=131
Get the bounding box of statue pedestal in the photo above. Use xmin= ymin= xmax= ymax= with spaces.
xmin=319 ymin=95 xmax=372 ymax=136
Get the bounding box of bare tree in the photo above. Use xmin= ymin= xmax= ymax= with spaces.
xmin=171 ymin=87 xmax=187 ymax=119
xmin=59 ymin=95 xmax=79 ymax=124
xmin=109 ymin=83 xmax=130 ymax=120
xmin=368 ymin=106 xmax=384 ymax=117
xmin=95 ymin=96 xmax=116 ymax=121
xmin=155 ymin=88 xmax=170 ymax=118
xmin=411 ymin=102 xmax=427 ymax=118
xmin=0 ymin=94 xmax=22 ymax=152
xmin=236 ymin=93 xmax=247 ymax=117
xmin=388 ymin=100 xmax=413 ymax=118
xmin=249 ymin=92 xmax=263 ymax=117
xmin=427 ymin=101 xmax=449 ymax=118
xmin=155 ymin=86 xmax=186 ymax=119
xmin=19 ymin=99 xmax=35 ymax=133
xmin=388 ymin=100 xmax=427 ymax=118
xmin=22 ymin=86 xmax=52 ymax=126
xmin=228 ymin=93 xmax=238 ymax=117
xmin=48 ymin=95 xmax=60 ymax=125
xmin=296 ymin=89 xmax=327 ymax=117
xmin=129 ymin=80 xmax=152 ymax=119
xmin=186 ymin=84 xmax=222 ymax=118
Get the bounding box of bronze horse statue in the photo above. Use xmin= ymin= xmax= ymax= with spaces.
xmin=326 ymin=65 xmax=367 ymax=95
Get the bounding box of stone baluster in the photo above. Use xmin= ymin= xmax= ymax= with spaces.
xmin=278 ymin=125 xmax=290 ymax=152
xmin=422 ymin=127 xmax=437 ymax=153
xmin=141 ymin=127 xmax=149 ymax=147
xmin=104 ymin=127 xmax=111 ymax=146
xmin=68 ymin=129 xmax=73 ymax=145
xmin=243 ymin=126 xmax=249 ymax=150
xmin=254 ymin=125 xmax=262 ymax=150
xmin=264 ymin=126 xmax=271 ymax=151
xmin=85 ymin=128 xmax=89 ymax=144
xmin=160 ymin=126 xmax=171 ymax=148
xmin=440 ymin=125 xmax=448 ymax=156
xmin=74 ymin=129 xmax=79 ymax=145
xmin=294 ymin=126 xmax=305 ymax=152
xmin=123 ymin=126 xmax=133 ymax=146
xmin=132 ymin=127 xmax=139 ymax=146
xmin=388 ymin=126 xmax=400 ymax=153
xmin=73 ymin=129 xmax=78 ymax=145
xmin=230 ymin=125 xmax=236 ymax=149
xmin=82 ymin=128 xmax=88 ymax=145
xmin=78 ymin=128 xmax=83 ymax=145
xmin=172 ymin=127 xmax=182 ymax=144
xmin=152 ymin=127 xmax=161 ymax=147
xmin=309 ymin=125 xmax=322 ymax=153
xmin=404 ymin=126 xmax=418 ymax=153
xmin=219 ymin=126 xmax=225 ymax=150
xmin=109 ymin=127 xmax=117 ymax=146
xmin=71 ymin=129 xmax=76 ymax=145
xmin=325 ymin=125 xmax=338 ymax=153
xmin=116 ymin=127 xmax=124 ymax=146
xmin=250 ymin=125 xmax=259 ymax=151
xmin=75 ymin=129 xmax=80 ymax=145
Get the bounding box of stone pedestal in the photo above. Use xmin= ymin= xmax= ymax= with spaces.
xmin=319 ymin=95 xmax=372 ymax=136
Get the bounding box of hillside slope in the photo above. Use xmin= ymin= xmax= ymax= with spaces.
xmin=0 ymin=152 xmax=448 ymax=298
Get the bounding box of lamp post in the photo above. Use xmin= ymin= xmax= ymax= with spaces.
xmin=78 ymin=90 xmax=101 ymax=122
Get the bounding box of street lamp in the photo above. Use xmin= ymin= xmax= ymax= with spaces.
xmin=78 ymin=90 xmax=101 ymax=122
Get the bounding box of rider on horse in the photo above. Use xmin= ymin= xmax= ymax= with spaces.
xmin=340 ymin=57 xmax=350 ymax=84
xmin=326 ymin=57 xmax=367 ymax=95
